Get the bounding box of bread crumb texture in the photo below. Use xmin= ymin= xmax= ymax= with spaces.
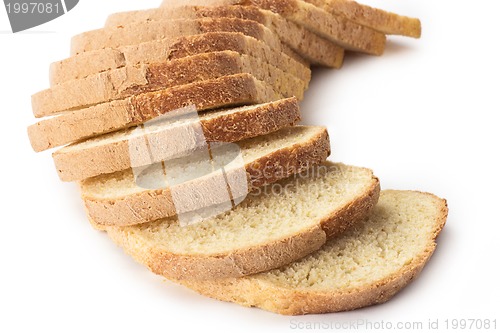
xmin=110 ymin=162 xmax=375 ymax=254
xmin=180 ymin=190 xmax=447 ymax=315
xmin=261 ymin=190 xmax=447 ymax=290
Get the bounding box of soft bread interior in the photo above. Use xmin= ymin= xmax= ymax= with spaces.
xmin=107 ymin=162 xmax=377 ymax=255
xmin=81 ymin=125 xmax=326 ymax=199
xmin=255 ymin=190 xmax=447 ymax=290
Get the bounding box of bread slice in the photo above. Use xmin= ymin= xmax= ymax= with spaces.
xmin=53 ymin=98 xmax=300 ymax=181
xmin=180 ymin=190 xmax=447 ymax=315
xmin=82 ymin=125 xmax=331 ymax=227
xmin=253 ymin=0 xmax=386 ymax=54
xmin=28 ymin=74 xmax=279 ymax=152
xmin=70 ymin=17 xmax=302 ymax=64
xmin=303 ymin=0 xmax=421 ymax=38
xmin=51 ymin=32 xmax=311 ymax=86
xmin=50 ymin=48 xmax=126 ymax=86
xmin=33 ymin=51 xmax=307 ymax=116
xmin=105 ymin=162 xmax=380 ymax=280
xmin=108 ymin=5 xmax=344 ymax=68
xmin=160 ymin=0 xmax=386 ymax=55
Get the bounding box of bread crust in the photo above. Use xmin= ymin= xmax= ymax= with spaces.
xmin=105 ymin=163 xmax=380 ymax=280
xmin=70 ymin=17 xmax=302 ymax=64
xmin=51 ymin=32 xmax=311 ymax=86
xmin=33 ymin=51 xmax=307 ymax=116
xmin=28 ymin=74 xmax=279 ymax=152
xmin=83 ymin=126 xmax=331 ymax=227
xmin=179 ymin=191 xmax=448 ymax=315
xmin=111 ymin=5 xmax=343 ymax=67
xmin=303 ymin=0 xmax=421 ymax=38
xmin=245 ymin=0 xmax=386 ymax=55
xmin=53 ymin=98 xmax=300 ymax=181
xmin=49 ymin=49 xmax=125 ymax=86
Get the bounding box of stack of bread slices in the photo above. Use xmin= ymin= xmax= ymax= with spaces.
xmin=27 ymin=0 xmax=448 ymax=315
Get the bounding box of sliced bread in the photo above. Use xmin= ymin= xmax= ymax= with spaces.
xmin=51 ymin=32 xmax=311 ymax=86
xmin=160 ymin=0 xmax=386 ymax=55
xmin=249 ymin=0 xmax=386 ymax=55
xmin=33 ymin=51 xmax=307 ymax=116
xmin=108 ymin=5 xmax=344 ymax=68
xmin=70 ymin=17 xmax=303 ymax=64
xmin=53 ymin=98 xmax=301 ymax=181
xmin=50 ymin=48 xmax=126 ymax=86
xmin=180 ymin=190 xmax=447 ymax=315
xmin=303 ymin=0 xmax=421 ymax=38
xmin=106 ymin=162 xmax=380 ymax=280
xmin=28 ymin=74 xmax=279 ymax=151
xmin=82 ymin=125 xmax=331 ymax=227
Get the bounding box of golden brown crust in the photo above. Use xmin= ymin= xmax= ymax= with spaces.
xmin=70 ymin=17 xmax=300 ymax=63
xmin=113 ymin=5 xmax=343 ymax=67
xmin=180 ymin=256 xmax=427 ymax=314
xmin=262 ymin=7 xmax=344 ymax=67
xmin=28 ymin=74 xmax=279 ymax=152
xmin=83 ymin=125 xmax=330 ymax=227
xmin=180 ymin=191 xmax=448 ymax=315
xmin=33 ymin=51 xmax=306 ymax=117
xmin=304 ymin=0 xmax=421 ymax=38
xmin=166 ymin=32 xmax=311 ymax=79
xmin=105 ymin=165 xmax=380 ymax=280
xmin=53 ymin=98 xmax=301 ymax=181
xmin=193 ymin=5 xmax=344 ymax=67
xmin=51 ymin=32 xmax=310 ymax=86
xmin=106 ymin=5 xmax=267 ymax=28
xmin=144 ymin=224 xmax=328 ymax=281
xmin=240 ymin=0 xmax=386 ymax=55
xmin=128 ymin=74 xmax=278 ymax=123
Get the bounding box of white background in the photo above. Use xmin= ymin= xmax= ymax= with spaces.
xmin=1 ymin=0 xmax=499 ymax=332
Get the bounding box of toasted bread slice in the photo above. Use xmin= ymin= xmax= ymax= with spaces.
xmin=106 ymin=161 xmax=380 ymax=280
xmin=28 ymin=74 xmax=279 ymax=152
xmin=53 ymin=98 xmax=300 ymax=181
xmin=109 ymin=5 xmax=344 ymax=68
xmin=33 ymin=51 xmax=307 ymax=116
xmin=82 ymin=126 xmax=331 ymax=227
xmin=180 ymin=190 xmax=447 ymax=315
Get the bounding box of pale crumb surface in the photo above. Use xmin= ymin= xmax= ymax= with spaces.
xmin=81 ymin=126 xmax=322 ymax=198
xmin=110 ymin=162 xmax=374 ymax=254
xmin=256 ymin=190 xmax=445 ymax=290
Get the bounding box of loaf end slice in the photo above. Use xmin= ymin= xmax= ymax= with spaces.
xmin=105 ymin=162 xmax=380 ymax=280
xmin=181 ymin=190 xmax=448 ymax=315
